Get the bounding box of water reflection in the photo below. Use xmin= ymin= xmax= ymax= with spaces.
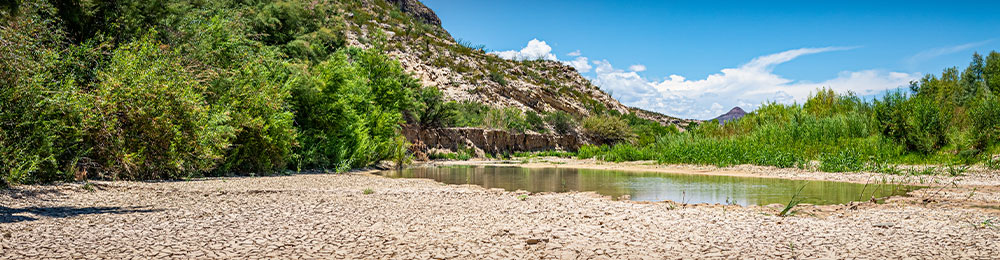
xmin=383 ymin=166 xmax=918 ymax=206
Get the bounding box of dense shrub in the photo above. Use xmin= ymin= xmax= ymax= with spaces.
xmin=484 ymin=107 xmax=528 ymax=132
xmin=410 ymin=86 xmax=457 ymax=128
xmin=544 ymin=111 xmax=576 ymax=135
xmin=212 ymin=57 xmax=298 ymax=174
xmin=971 ymin=95 xmax=1000 ymax=148
xmin=874 ymin=93 xmax=949 ymax=153
xmin=450 ymin=101 xmax=491 ymax=127
xmin=581 ymin=115 xmax=635 ymax=145
xmin=525 ymin=111 xmax=546 ymax=133
xmin=623 ymin=113 xmax=677 ymax=146
xmin=1 ymin=0 xmax=439 ymax=184
xmin=818 ymin=149 xmax=866 ymax=173
xmin=1 ymin=1 xmax=89 ymax=184
xmin=85 ymin=35 xmax=235 ymax=179
xmin=804 ymin=88 xmax=865 ymax=117
xmin=1 ymin=75 xmax=88 ymax=184
xmin=291 ymin=49 xmax=414 ymax=170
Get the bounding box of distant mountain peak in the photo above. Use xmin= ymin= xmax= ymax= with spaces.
xmin=712 ymin=107 xmax=747 ymax=125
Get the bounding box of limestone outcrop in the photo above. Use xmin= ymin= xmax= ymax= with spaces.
xmin=402 ymin=126 xmax=586 ymax=156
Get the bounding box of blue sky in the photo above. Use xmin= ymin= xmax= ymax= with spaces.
xmin=422 ymin=0 xmax=1000 ymax=119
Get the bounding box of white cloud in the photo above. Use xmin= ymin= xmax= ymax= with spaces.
xmin=490 ymin=39 xmax=558 ymax=61
xmin=563 ymin=56 xmax=592 ymax=73
xmin=628 ymin=64 xmax=646 ymax=72
xmin=567 ymin=50 xmax=582 ymax=57
xmin=906 ymin=40 xmax=992 ymax=66
xmin=589 ymin=47 xmax=918 ymax=119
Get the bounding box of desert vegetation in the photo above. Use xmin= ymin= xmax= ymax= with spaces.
xmin=0 ymin=0 xmax=438 ymax=185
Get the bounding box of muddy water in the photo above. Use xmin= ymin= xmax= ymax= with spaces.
xmin=383 ymin=166 xmax=919 ymax=206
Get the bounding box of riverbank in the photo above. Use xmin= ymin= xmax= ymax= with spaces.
xmin=429 ymin=157 xmax=1000 ymax=186
xmin=2 ymin=164 xmax=999 ymax=259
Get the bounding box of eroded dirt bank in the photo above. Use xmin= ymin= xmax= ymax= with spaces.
xmin=2 ymin=167 xmax=998 ymax=259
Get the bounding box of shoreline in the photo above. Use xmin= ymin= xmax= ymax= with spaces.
xmin=419 ymin=157 xmax=1000 ymax=187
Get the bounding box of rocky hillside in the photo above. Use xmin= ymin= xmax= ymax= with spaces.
xmin=339 ymin=0 xmax=686 ymax=124
xmin=711 ymin=107 xmax=747 ymax=125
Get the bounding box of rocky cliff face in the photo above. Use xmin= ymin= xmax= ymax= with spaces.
xmin=339 ymin=0 xmax=697 ymax=154
xmin=340 ymin=0 xmax=667 ymax=120
xmin=385 ymin=0 xmax=442 ymax=26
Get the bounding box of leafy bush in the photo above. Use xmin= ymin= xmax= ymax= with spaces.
xmin=450 ymin=101 xmax=491 ymax=127
xmin=85 ymin=35 xmax=235 ymax=179
xmin=410 ymin=86 xmax=458 ymax=128
xmin=971 ymin=95 xmax=1000 ymax=148
xmin=1 ymin=75 xmax=88 ymax=184
xmin=291 ymin=49 xmax=414 ymax=170
xmin=489 ymin=70 xmax=507 ymax=86
xmin=1 ymin=2 xmax=90 ymax=184
xmin=212 ymin=55 xmax=298 ymax=174
xmin=484 ymin=107 xmax=527 ymax=132
xmin=623 ymin=113 xmax=677 ymax=146
xmin=804 ymin=87 xmax=864 ymax=117
xmin=874 ymin=93 xmax=949 ymax=153
xmin=581 ymin=115 xmax=635 ymax=145
xmin=525 ymin=111 xmax=546 ymax=133
xmin=544 ymin=111 xmax=576 ymax=135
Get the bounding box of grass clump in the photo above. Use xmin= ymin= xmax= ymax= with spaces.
xmin=778 ymin=186 xmax=806 ymax=217
xmin=362 ymin=188 xmax=374 ymax=195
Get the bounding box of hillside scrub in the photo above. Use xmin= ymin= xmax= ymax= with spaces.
xmin=580 ymin=52 xmax=1000 ymax=172
xmin=582 ymin=115 xmax=636 ymax=145
xmin=0 ymin=0 xmax=425 ymax=184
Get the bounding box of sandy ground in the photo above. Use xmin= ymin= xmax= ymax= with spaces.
xmin=2 ymin=160 xmax=999 ymax=259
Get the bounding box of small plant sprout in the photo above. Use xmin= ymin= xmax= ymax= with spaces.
xmin=966 ymin=188 xmax=978 ymax=200
xmin=945 ymin=164 xmax=969 ymax=177
xmin=362 ymin=188 xmax=374 ymax=195
xmin=81 ymin=182 xmax=95 ymax=192
xmin=972 ymin=218 xmax=996 ymax=229
xmin=986 ymin=156 xmax=1000 ymax=170
xmin=779 ymin=185 xmax=807 ymax=217
xmin=517 ymin=194 xmax=528 ymax=201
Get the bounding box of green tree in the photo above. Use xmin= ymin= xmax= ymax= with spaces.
xmin=984 ymin=51 xmax=1000 ymax=95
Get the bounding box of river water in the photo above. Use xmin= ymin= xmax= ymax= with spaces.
xmin=383 ymin=165 xmax=918 ymax=206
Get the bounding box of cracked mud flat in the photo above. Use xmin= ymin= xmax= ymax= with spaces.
xmin=2 ymin=168 xmax=999 ymax=259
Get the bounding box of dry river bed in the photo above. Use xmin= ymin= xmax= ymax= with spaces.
xmin=2 ymin=160 xmax=1000 ymax=259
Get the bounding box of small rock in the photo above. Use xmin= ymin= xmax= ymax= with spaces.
xmin=526 ymin=238 xmax=548 ymax=245
xmin=873 ymin=222 xmax=895 ymax=228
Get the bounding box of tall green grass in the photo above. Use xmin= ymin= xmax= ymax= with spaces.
xmin=580 ymin=80 xmax=1000 ymax=172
